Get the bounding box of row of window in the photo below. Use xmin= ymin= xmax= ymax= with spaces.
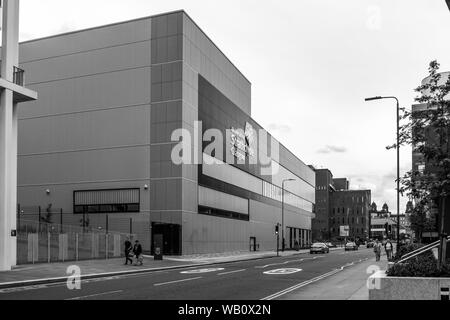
xmin=332 ymin=207 xmax=365 ymax=215
xmin=198 ymin=205 xmax=250 ymax=221
xmin=262 ymin=181 xmax=313 ymax=212
xmin=331 ymin=217 xmax=365 ymax=225
xmin=202 ymin=153 xmax=314 ymax=212
xmin=73 ymin=189 xmax=140 ymax=214
xmin=331 ymin=227 xmax=365 ymax=234
xmin=74 ymin=203 xmax=140 ymax=214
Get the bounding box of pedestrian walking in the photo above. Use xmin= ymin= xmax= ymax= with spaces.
xmin=124 ymin=238 xmax=133 ymax=265
xmin=133 ymin=240 xmax=143 ymax=266
xmin=384 ymin=239 xmax=393 ymax=261
xmin=374 ymin=239 xmax=382 ymax=261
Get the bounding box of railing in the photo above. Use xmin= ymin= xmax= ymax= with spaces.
xmin=394 ymin=236 xmax=450 ymax=265
xmin=13 ymin=66 xmax=24 ymax=86
xmin=0 ymin=63 xmax=25 ymax=86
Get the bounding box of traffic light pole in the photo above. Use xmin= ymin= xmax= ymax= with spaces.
xmin=277 ymin=230 xmax=279 ymax=257
xmin=276 ymin=223 xmax=280 ymax=257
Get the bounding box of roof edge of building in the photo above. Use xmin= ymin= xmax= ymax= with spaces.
xmin=19 ymin=9 xmax=252 ymax=87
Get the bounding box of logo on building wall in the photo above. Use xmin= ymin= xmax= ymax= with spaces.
xmin=230 ymin=122 xmax=255 ymax=161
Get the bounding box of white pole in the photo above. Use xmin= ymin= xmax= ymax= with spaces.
xmin=0 ymin=0 xmax=20 ymax=271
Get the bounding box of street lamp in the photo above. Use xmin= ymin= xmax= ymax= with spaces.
xmin=365 ymin=96 xmax=401 ymax=253
xmin=282 ymin=178 xmax=296 ymax=252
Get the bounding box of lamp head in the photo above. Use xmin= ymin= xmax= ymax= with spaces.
xmin=365 ymin=96 xmax=383 ymax=101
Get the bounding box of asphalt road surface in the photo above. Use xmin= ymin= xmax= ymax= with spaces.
xmin=0 ymin=248 xmax=375 ymax=300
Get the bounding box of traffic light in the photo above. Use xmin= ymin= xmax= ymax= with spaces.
xmin=389 ymin=224 xmax=392 ymax=233
xmin=275 ymin=224 xmax=279 ymax=235
xmin=384 ymin=222 xmax=389 ymax=234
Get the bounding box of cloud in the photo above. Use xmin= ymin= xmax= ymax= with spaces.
xmin=316 ymin=145 xmax=348 ymax=154
xmin=267 ymin=123 xmax=292 ymax=134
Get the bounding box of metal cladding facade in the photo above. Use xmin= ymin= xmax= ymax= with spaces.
xmin=17 ymin=11 xmax=315 ymax=255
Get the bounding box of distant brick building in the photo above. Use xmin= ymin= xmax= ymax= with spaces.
xmin=311 ymin=168 xmax=371 ymax=241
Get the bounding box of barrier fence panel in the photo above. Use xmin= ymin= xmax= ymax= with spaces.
xmin=16 ymin=219 xmax=135 ymax=265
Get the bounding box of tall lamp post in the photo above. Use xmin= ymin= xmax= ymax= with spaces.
xmin=365 ymin=96 xmax=401 ymax=253
xmin=282 ymin=178 xmax=296 ymax=252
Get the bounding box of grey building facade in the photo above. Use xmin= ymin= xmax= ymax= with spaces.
xmin=17 ymin=10 xmax=315 ymax=255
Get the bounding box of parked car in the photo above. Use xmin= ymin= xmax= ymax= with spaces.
xmin=310 ymin=243 xmax=330 ymax=254
xmin=345 ymin=242 xmax=358 ymax=251
xmin=366 ymin=241 xmax=375 ymax=248
xmin=325 ymin=242 xmax=337 ymax=248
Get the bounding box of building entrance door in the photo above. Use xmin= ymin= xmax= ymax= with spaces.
xmin=151 ymin=223 xmax=181 ymax=255
xmin=249 ymin=237 xmax=256 ymax=252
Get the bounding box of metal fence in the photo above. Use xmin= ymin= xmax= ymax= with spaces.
xmin=17 ymin=219 xmax=136 ymax=265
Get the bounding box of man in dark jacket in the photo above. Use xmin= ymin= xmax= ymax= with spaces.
xmin=124 ymin=239 xmax=133 ymax=265
xmin=133 ymin=240 xmax=143 ymax=266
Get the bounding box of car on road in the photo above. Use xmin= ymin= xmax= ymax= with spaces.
xmin=325 ymin=242 xmax=337 ymax=248
xmin=310 ymin=242 xmax=330 ymax=254
xmin=345 ymin=242 xmax=358 ymax=251
xmin=366 ymin=241 xmax=374 ymax=248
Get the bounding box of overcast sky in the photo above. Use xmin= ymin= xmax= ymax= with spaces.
xmin=18 ymin=0 xmax=450 ymax=214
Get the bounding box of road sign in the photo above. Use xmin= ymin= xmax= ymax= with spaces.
xmin=340 ymin=225 xmax=349 ymax=237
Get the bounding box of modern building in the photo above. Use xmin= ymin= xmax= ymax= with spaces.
xmin=16 ymin=10 xmax=315 ymax=256
xmin=311 ymin=167 xmax=371 ymax=241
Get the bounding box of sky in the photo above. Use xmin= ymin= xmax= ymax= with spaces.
xmin=17 ymin=0 xmax=450 ymax=214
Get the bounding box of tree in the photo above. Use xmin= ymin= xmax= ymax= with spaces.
xmin=393 ymin=61 xmax=450 ymax=269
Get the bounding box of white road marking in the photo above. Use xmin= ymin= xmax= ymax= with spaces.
xmin=217 ymin=269 xmax=246 ymax=276
xmin=261 ymin=258 xmax=368 ymax=300
xmin=65 ymin=290 xmax=123 ymax=300
xmin=255 ymin=256 xmax=323 ymax=269
xmin=263 ymin=268 xmax=302 ymax=275
xmin=180 ymin=268 xmax=224 ymax=274
xmin=154 ymin=277 xmax=202 ymax=286
xmin=261 ymin=269 xmax=341 ymax=300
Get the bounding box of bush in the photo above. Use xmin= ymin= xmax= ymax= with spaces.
xmin=387 ymin=243 xmax=450 ymax=277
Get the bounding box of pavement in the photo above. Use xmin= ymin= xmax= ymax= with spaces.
xmin=276 ymin=255 xmax=388 ymax=300
xmin=0 ymin=247 xmax=380 ymax=300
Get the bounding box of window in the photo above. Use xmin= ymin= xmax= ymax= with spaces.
xmin=198 ymin=205 xmax=249 ymax=221
xmin=74 ymin=188 xmax=140 ymax=214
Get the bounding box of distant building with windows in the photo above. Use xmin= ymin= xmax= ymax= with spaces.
xmin=311 ymin=168 xmax=371 ymax=241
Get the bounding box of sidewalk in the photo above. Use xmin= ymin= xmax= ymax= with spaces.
xmin=279 ymin=255 xmax=388 ymax=300
xmin=1 ymin=248 xmax=340 ymax=289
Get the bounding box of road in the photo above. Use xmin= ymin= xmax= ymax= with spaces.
xmin=0 ymin=248 xmax=375 ymax=300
